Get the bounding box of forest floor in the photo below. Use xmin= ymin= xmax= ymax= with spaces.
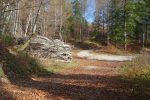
xmin=0 ymin=43 xmax=150 ymax=99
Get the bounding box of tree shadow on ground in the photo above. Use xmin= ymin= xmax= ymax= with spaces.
xmin=0 ymin=40 xmax=53 ymax=79
xmin=0 ymin=84 xmax=16 ymax=100
xmin=0 ymin=41 xmax=150 ymax=100
xmin=8 ymin=73 xmax=150 ymax=100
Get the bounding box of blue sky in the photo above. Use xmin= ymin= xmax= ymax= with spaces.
xmin=84 ymin=0 xmax=96 ymax=23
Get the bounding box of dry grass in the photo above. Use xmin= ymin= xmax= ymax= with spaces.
xmin=121 ymin=53 xmax=150 ymax=80
xmin=83 ymin=40 xmax=102 ymax=48
xmin=0 ymin=67 xmax=4 ymax=77
xmin=94 ymin=44 xmax=131 ymax=55
xmin=38 ymin=59 xmax=78 ymax=73
xmin=71 ymin=39 xmax=102 ymax=49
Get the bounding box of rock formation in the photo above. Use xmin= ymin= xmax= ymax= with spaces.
xmin=26 ymin=35 xmax=72 ymax=62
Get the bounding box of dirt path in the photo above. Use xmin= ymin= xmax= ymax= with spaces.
xmin=77 ymin=50 xmax=135 ymax=61
xmin=0 ymin=50 xmax=149 ymax=100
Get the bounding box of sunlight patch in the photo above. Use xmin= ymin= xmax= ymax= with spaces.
xmin=82 ymin=66 xmax=98 ymax=70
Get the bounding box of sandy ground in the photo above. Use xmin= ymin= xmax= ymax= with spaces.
xmin=77 ymin=50 xmax=135 ymax=61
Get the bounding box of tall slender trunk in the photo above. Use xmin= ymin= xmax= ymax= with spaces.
xmin=107 ymin=3 xmax=110 ymax=45
xmin=25 ymin=9 xmax=32 ymax=37
xmin=2 ymin=3 xmax=10 ymax=34
xmin=15 ymin=2 xmax=19 ymax=35
xmin=59 ymin=0 xmax=63 ymax=41
xmin=54 ymin=7 xmax=57 ymax=35
xmin=142 ymin=33 xmax=145 ymax=48
xmin=32 ymin=2 xmax=42 ymax=34
xmin=18 ymin=2 xmax=43 ymax=51
xmin=43 ymin=13 xmax=45 ymax=36
xmin=80 ymin=16 xmax=82 ymax=42
xmin=145 ymin=19 xmax=148 ymax=47
xmin=124 ymin=0 xmax=127 ymax=50
xmin=102 ymin=10 xmax=105 ymax=44
xmin=142 ymin=21 xmax=147 ymax=48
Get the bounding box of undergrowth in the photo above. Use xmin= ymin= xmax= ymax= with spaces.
xmin=121 ymin=53 xmax=150 ymax=81
xmin=0 ymin=66 xmax=4 ymax=77
xmin=0 ymin=33 xmax=14 ymax=45
xmin=1 ymin=47 xmax=52 ymax=78
xmin=0 ymin=38 xmax=76 ymax=79
xmin=70 ymin=39 xmax=101 ymax=49
xmin=2 ymin=50 xmax=76 ymax=78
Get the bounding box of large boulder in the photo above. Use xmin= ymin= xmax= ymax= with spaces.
xmin=26 ymin=35 xmax=72 ymax=62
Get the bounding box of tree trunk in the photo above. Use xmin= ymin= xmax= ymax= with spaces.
xmin=59 ymin=0 xmax=63 ymax=41
xmin=18 ymin=2 xmax=42 ymax=51
xmin=124 ymin=0 xmax=127 ymax=50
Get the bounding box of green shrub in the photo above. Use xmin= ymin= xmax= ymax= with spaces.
xmin=1 ymin=34 xmax=14 ymax=45
xmin=17 ymin=52 xmax=42 ymax=75
xmin=7 ymin=62 xmax=29 ymax=77
xmin=4 ymin=51 xmax=48 ymax=78
xmin=0 ymin=67 xmax=4 ymax=77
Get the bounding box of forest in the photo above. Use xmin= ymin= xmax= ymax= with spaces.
xmin=0 ymin=0 xmax=150 ymax=99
